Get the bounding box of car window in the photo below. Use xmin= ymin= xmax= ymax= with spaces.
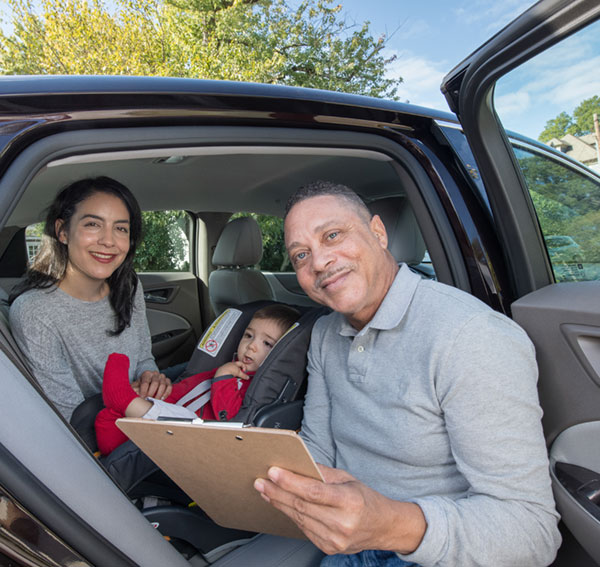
xmin=26 ymin=210 xmax=192 ymax=272
xmin=493 ymin=18 xmax=600 ymax=283
xmin=135 ymin=210 xmax=192 ymax=272
xmin=511 ymin=144 xmax=600 ymax=282
xmin=25 ymin=224 xmax=43 ymax=262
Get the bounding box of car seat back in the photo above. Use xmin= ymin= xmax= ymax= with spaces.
xmin=369 ymin=196 xmax=426 ymax=265
xmin=208 ymin=217 xmax=275 ymax=316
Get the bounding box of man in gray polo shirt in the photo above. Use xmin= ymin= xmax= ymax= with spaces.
xmin=253 ymin=181 xmax=561 ymax=567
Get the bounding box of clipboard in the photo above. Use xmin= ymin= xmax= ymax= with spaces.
xmin=116 ymin=418 xmax=323 ymax=539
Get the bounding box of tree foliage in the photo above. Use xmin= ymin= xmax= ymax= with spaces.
xmin=0 ymin=0 xmax=401 ymax=98
xmin=515 ymin=147 xmax=600 ymax=264
xmin=134 ymin=210 xmax=190 ymax=271
xmin=539 ymin=96 xmax=600 ymax=142
xmin=537 ymin=111 xmax=572 ymax=143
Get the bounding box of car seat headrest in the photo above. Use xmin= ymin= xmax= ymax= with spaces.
xmin=369 ymin=197 xmax=426 ymax=265
xmin=212 ymin=217 xmax=263 ymax=267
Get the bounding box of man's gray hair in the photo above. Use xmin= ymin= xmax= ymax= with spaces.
xmin=284 ymin=180 xmax=372 ymax=223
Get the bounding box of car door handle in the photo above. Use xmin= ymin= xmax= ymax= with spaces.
xmin=555 ymin=461 xmax=600 ymax=520
xmin=143 ymin=287 xmax=177 ymax=304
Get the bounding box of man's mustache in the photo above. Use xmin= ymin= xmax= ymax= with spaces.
xmin=314 ymin=265 xmax=355 ymax=290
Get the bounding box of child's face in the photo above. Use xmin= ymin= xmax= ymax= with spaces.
xmin=236 ymin=317 xmax=285 ymax=372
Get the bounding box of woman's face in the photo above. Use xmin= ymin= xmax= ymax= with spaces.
xmin=56 ymin=192 xmax=131 ymax=287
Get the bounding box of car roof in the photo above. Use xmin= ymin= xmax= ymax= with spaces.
xmin=0 ymin=74 xmax=459 ymax=124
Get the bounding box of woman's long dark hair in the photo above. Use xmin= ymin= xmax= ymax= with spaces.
xmin=9 ymin=177 xmax=143 ymax=336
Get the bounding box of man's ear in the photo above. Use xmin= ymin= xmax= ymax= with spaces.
xmin=55 ymin=219 xmax=67 ymax=244
xmin=370 ymin=214 xmax=388 ymax=249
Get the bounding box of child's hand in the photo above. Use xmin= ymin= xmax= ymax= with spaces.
xmin=215 ymin=360 xmax=250 ymax=380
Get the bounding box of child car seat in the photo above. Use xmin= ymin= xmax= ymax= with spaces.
xmin=100 ymin=300 xmax=327 ymax=487
xmin=73 ymin=299 xmax=328 ymax=562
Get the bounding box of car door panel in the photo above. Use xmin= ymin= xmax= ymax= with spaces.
xmin=550 ymin=422 xmax=600 ymax=562
xmin=512 ymin=267 xmax=600 ymax=566
xmin=139 ymin=273 xmax=202 ymax=369
xmin=512 ymin=283 xmax=600 ymax=441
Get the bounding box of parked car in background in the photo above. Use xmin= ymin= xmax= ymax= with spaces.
xmin=1 ymin=1 xmax=600 ymax=565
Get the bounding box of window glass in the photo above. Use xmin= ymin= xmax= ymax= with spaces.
xmin=513 ymin=145 xmax=600 ymax=282
xmin=135 ymin=211 xmax=191 ymax=272
xmin=26 ymin=210 xmax=192 ymax=272
xmin=494 ymin=19 xmax=600 ymax=282
xmin=231 ymin=212 xmax=290 ymax=272
xmin=25 ymin=224 xmax=43 ymax=262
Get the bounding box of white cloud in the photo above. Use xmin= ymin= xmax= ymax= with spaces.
xmin=495 ymin=91 xmax=531 ymax=117
xmin=454 ymin=0 xmax=537 ymax=33
xmin=385 ymin=49 xmax=450 ymax=112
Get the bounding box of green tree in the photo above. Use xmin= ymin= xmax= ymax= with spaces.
xmin=516 ymin=147 xmax=600 ymax=265
xmin=135 ymin=210 xmax=190 ymax=271
xmin=570 ymin=95 xmax=600 ymax=136
xmin=538 ymin=111 xmax=572 ymax=142
xmin=0 ymin=0 xmax=401 ymax=97
xmin=538 ymin=96 xmax=600 ymax=142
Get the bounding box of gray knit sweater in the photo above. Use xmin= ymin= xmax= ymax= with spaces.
xmin=10 ymin=282 xmax=157 ymax=420
xmin=300 ymin=265 xmax=561 ymax=567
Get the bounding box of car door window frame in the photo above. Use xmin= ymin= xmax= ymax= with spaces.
xmin=442 ymin=0 xmax=600 ymax=300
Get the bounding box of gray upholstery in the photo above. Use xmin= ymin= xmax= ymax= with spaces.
xmin=369 ymin=197 xmax=426 ymax=265
xmin=211 ymin=534 xmax=324 ymax=567
xmin=209 ymin=217 xmax=274 ymax=315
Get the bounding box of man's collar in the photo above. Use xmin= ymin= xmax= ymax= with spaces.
xmin=339 ymin=264 xmax=421 ymax=336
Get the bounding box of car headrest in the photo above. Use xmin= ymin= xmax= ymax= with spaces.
xmin=369 ymin=197 xmax=426 ymax=265
xmin=212 ymin=217 xmax=263 ymax=267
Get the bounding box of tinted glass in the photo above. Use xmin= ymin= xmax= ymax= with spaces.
xmin=512 ymin=145 xmax=600 ymax=282
xmin=494 ymin=19 xmax=600 ymax=282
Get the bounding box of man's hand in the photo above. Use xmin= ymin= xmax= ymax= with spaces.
xmin=215 ymin=360 xmax=250 ymax=380
xmin=131 ymin=370 xmax=172 ymax=400
xmin=254 ymin=464 xmax=426 ymax=556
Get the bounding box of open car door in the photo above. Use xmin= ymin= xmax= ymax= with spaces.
xmin=442 ymin=0 xmax=600 ymax=563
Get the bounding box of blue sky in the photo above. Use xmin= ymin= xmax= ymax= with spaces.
xmin=338 ymin=0 xmax=600 ymax=140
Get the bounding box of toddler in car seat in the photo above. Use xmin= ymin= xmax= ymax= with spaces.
xmin=95 ymin=304 xmax=299 ymax=455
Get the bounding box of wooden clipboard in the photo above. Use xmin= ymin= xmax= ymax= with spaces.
xmin=116 ymin=418 xmax=323 ymax=539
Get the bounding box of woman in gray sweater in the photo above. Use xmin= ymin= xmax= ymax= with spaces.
xmin=9 ymin=177 xmax=171 ymax=420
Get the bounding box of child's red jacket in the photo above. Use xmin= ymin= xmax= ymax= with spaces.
xmin=167 ymin=367 xmax=254 ymax=421
xmin=95 ymin=367 xmax=254 ymax=455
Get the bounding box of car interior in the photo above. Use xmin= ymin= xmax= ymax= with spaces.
xmin=2 ymin=114 xmax=600 ymax=565
xmin=0 ymin=124 xmax=442 ymax=564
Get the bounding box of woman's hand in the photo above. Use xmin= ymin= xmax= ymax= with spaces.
xmin=131 ymin=370 xmax=172 ymax=400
